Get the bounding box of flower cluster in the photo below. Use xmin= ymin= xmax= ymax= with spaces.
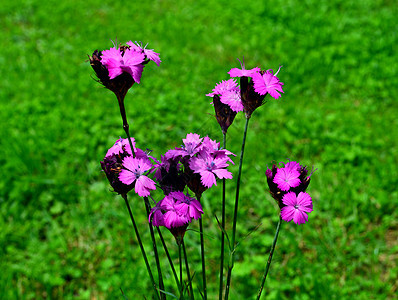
xmin=89 ymin=41 xmax=161 ymax=100
xmin=266 ymin=160 xmax=315 ymax=225
xmin=148 ymin=133 xmax=235 ymax=237
xmin=101 ymin=133 xmax=234 ymax=239
xmin=207 ymin=59 xmax=284 ymax=123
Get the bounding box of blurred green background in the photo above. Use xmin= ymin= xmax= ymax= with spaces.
xmin=1 ymin=0 xmax=397 ymax=299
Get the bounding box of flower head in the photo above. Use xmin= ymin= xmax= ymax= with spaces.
xmin=273 ymin=166 xmax=301 ymax=191
xmin=100 ymin=46 xmax=145 ymax=82
xmin=220 ymin=90 xmax=244 ymax=112
xmin=252 ymin=67 xmax=284 ymax=99
xmin=119 ymin=156 xmax=156 ymax=197
xmin=189 ymin=151 xmax=233 ymax=188
xmin=280 ymin=192 xmax=313 ymax=225
xmin=89 ymin=40 xmax=160 ymax=100
xmin=167 ymin=133 xmax=204 ymax=159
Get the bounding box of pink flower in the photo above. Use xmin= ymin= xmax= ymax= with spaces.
xmin=252 ymin=68 xmax=284 ymax=99
xmin=206 ymin=79 xmax=239 ymax=97
xmin=119 ymin=156 xmax=156 ymax=197
xmin=100 ymin=46 xmax=145 ymax=82
xmin=167 ymin=133 xmax=204 ymax=159
xmin=280 ymin=192 xmax=313 ymax=225
xmin=220 ymin=90 xmax=244 ymax=112
xmin=169 ymin=191 xmax=203 ymax=220
xmin=161 ymin=195 xmax=191 ymax=228
xmin=189 ymin=151 xmax=233 ymax=188
xmin=228 ymin=58 xmax=261 ymax=78
xmin=126 ymin=41 xmax=162 ymax=66
xmin=273 ymin=166 xmax=301 ymax=191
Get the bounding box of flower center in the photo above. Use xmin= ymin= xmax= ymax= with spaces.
xmin=206 ymin=161 xmax=215 ymax=171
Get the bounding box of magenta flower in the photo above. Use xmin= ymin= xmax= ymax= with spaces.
xmin=280 ymin=192 xmax=313 ymax=225
xmin=101 ymin=46 xmax=145 ymax=82
xmin=167 ymin=133 xmax=204 ymax=159
xmin=273 ymin=166 xmax=301 ymax=191
xmin=161 ymin=195 xmax=191 ymax=228
xmin=126 ymin=41 xmax=162 ymax=66
xmin=119 ymin=156 xmax=156 ymax=197
xmin=169 ymin=191 xmax=203 ymax=220
xmin=252 ymin=68 xmax=284 ymax=99
xmin=220 ymin=90 xmax=244 ymax=112
xmin=228 ymin=58 xmax=261 ymax=78
xmin=206 ymin=79 xmax=239 ymax=97
xmin=189 ymin=151 xmax=233 ymax=188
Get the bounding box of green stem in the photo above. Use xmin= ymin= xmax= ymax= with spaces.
xmin=199 ymin=217 xmax=207 ymax=299
xmin=156 ymin=227 xmax=181 ymax=292
xmin=182 ymin=240 xmax=194 ymax=299
xmin=121 ymin=194 xmax=160 ymax=300
xmin=218 ymin=132 xmax=227 ymax=300
xmin=224 ymin=117 xmax=250 ymax=300
xmin=116 ymin=95 xmax=135 ymax=158
xmin=256 ymin=216 xmax=282 ymax=300
xmin=143 ymin=197 xmax=165 ymax=299
xmin=179 ymin=242 xmax=183 ymax=299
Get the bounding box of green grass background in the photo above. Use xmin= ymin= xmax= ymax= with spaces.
xmin=1 ymin=0 xmax=397 ymax=299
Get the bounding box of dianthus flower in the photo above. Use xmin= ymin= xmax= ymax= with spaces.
xmin=101 ymin=138 xmax=151 ymax=195
xmin=227 ymin=59 xmax=284 ymax=118
xmin=189 ymin=150 xmax=233 ymax=188
xmin=280 ymin=192 xmax=313 ymax=225
xmin=273 ymin=165 xmax=301 ymax=191
xmin=167 ymin=133 xmax=204 ymax=159
xmin=206 ymin=79 xmax=241 ymax=133
xmin=119 ymin=156 xmax=156 ymax=197
xmin=220 ymin=90 xmax=244 ymax=112
xmin=252 ymin=67 xmax=284 ymax=99
xmin=89 ymin=40 xmax=161 ymax=101
xmin=100 ymin=46 xmax=145 ymax=82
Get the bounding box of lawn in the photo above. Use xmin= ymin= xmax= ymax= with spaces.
xmin=0 ymin=0 xmax=397 ymax=299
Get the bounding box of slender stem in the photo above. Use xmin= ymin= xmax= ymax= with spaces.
xmin=224 ymin=117 xmax=250 ymax=300
xmin=143 ymin=197 xmax=165 ymax=299
xmin=117 ymin=95 xmax=135 ymax=158
xmin=199 ymin=217 xmax=207 ymax=300
xmin=156 ymin=227 xmax=181 ymax=292
xmin=182 ymin=240 xmax=194 ymax=299
xmin=256 ymin=216 xmax=282 ymax=300
xmin=218 ymin=132 xmax=227 ymax=300
xmin=179 ymin=242 xmax=183 ymax=299
xmin=121 ymin=194 xmax=160 ymax=300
